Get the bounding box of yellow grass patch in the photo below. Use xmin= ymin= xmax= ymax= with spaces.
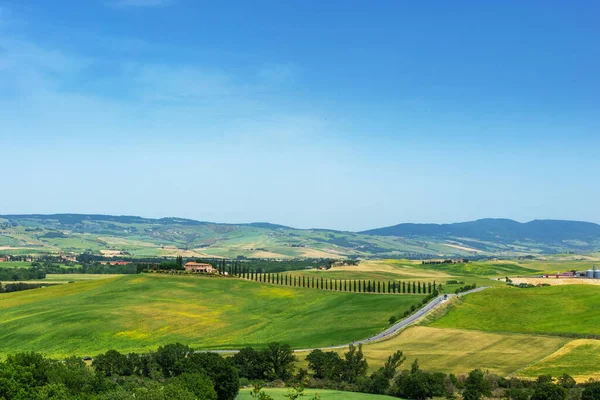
xmin=297 ymin=326 xmax=567 ymax=376
xmin=115 ymin=330 xmax=150 ymax=340
xmin=511 ymin=277 xmax=600 ymax=286
xmin=518 ymin=339 xmax=600 ymax=381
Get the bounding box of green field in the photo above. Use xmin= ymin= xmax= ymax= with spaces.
xmin=430 ymin=285 xmax=600 ymax=337
xmin=0 ymin=261 xmax=33 ymax=269
xmin=519 ymin=339 xmax=600 ymax=380
xmin=236 ymin=388 xmax=396 ymax=400
xmin=0 ymin=274 xmax=423 ymax=357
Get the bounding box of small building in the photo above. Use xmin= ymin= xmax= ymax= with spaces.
xmin=105 ymin=260 xmax=131 ymax=266
xmin=185 ymin=262 xmax=217 ymax=273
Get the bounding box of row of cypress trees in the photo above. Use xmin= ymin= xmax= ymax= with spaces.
xmin=228 ymin=266 xmax=433 ymax=294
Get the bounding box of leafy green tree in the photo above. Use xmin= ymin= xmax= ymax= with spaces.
xmin=265 ymin=342 xmax=297 ymax=381
xmin=170 ymin=372 xmax=217 ymax=400
xmin=153 ymin=343 xmax=192 ymax=377
xmin=582 ymin=382 xmax=600 ymax=400
xmin=177 ymin=352 xmax=239 ymax=400
xmin=531 ymin=383 xmax=567 ymax=400
xmin=93 ymin=350 xmax=132 ymax=377
xmin=306 ymin=349 xmax=343 ymax=381
xmin=462 ymin=369 xmax=492 ymax=400
xmin=233 ymin=347 xmax=269 ymax=380
xmin=342 ymin=344 xmax=368 ymax=384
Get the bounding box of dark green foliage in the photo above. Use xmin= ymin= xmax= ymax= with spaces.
xmin=177 ymin=353 xmax=240 ymax=400
xmin=342 ymin=344 xmax=368 ymax=384
xmin=392 ymin=359 xmax=447 ymax=400
xmin=531 ymin=383 xmax=567 ymax=400
xmin=306 ymin=349 xmax=344 ymax=381
xmin=582 ymin=382 xmax=600 ymax=400
xmin=153 ymin=343 xmax=192 ymax=378
xmin=170 ymin=372 xmax=218 ymax=400
xmin=264 ymin=342 xmax=297 ymax=381
xmin=462 ymin=369 xmax=492 ymax=400
xmin=233 ymin=347 xmax=270 ymax=380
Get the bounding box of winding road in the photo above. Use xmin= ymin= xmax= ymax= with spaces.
xmin=204 ymin=286 xmax=489 ymax=354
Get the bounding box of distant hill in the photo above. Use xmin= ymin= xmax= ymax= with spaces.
xmin=1 ymin=214 xmax=599 ymax=259
xmin=361 ymin=218 xmax=600 ymax=245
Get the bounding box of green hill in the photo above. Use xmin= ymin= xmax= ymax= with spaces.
xmin=429 ymin=285 xmax=600 ymax=337
xmin=2 ymin=214 xmax=600 ymax=259
xmin=0 ymin=274 xmax=423 ymax=357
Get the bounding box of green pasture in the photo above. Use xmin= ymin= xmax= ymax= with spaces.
xmin=236 ymin=388 xmax=396 ymax=400
xmin=0 ymin=274 xmax=423 ymax=357
xmin=519 ymin=339 xmax=600 ymax=380
xmin=429 ymin=285 xmax=600 ymax=337
xmin=0 ymin=261 xmax=32 ymax=269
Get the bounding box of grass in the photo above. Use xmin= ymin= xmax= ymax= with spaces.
xmin=295 ymin=326 xmax=567 ymax=376
xmin=429 ymin=285 xmax=600 ymax=337
xmin=0 ymin=274 xmax=424 ymax=358
xmin=519 ymin=339 xmax=600 ymax=381
xmin=0 ymin=261 xmax=32 ymax=269
xmin=235 ymin=388 xmax=396 ymax=399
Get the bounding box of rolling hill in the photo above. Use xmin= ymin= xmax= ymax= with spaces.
xmin=1 ymin=214 xmax=599 ymax=259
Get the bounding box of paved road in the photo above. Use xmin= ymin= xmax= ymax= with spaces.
xmin=295 ymin=286 xmax=489 ymax=351
xmin=200 ymin=286 xmax=489 ymax=354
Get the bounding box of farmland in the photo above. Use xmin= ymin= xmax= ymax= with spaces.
xmin=4 ymin=214 xmax=600 ymax=259
xmin=296 ymin=326 xmax=567 ymax=376
xmin=429 ymin=285 xmax=600 ymax=336
xmin=0 ymin=274 xmax=424 ymax=357
xmin=519 ymin=339 xmax=600 ymax=380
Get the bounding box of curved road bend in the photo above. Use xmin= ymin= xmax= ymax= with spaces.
xmin=203 ymin=286 xmax=489 ymax=354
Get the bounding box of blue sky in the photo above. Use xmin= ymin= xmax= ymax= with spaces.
xmin=1 ymin=1 xmax=599 ymax=230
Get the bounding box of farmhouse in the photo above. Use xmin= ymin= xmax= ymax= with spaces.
xmin=105 ymin=260 xmax=131 ymax=266
xmin=184 ymin=262 xmax=217 ymax=273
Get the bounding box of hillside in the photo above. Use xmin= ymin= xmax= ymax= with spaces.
xmin=1 ymin=214 xmax=600 ymax=259
xmin=0 ymin=274 xmax=423 ymax=357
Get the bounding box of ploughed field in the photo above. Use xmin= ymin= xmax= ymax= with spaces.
xmin=0 ymin=274 xmax=424 ymax=357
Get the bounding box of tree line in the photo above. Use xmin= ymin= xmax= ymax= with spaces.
xmin=232 ymin=265 xmax=436 ymax=295
xmin=233 ymin=343 xmax=600 ymax=400
xmin=1 ymin=342 xmax=599 ymax=400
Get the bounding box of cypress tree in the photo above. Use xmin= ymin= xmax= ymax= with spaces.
xmin=402 ymin=281 xmax=406 ymax=293
xmin=321 ymin=277 xmax=324 ymax=290
xmin=428 ymin=282 xmax=432 ymax=294
xmin=363 ymin=281 xmax=366 ymax=292
xmin=418 ymin=282 xmax=421 ymax=294
xmin=344 ymin=280 xmax=347 ymax=292
xmin=413 ymin=282 xmax=416 ymax=293
xmin=312 ymin=277 xmax=315 ymax=288
xmin=377 ymin=281 xmax=381 ymax=293
xmin=388 ymin=281 xmax=391 ymax=293
xmin=407 ymin=282 xmax=411 ymax=293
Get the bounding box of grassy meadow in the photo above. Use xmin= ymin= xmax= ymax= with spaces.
xmin=519 ymin=339 xmax=600 ymax=380
xmin=429 ymin=285 xmax=600 ymax=337
xmin=0 ymin=274 xmax=424 ymax=357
